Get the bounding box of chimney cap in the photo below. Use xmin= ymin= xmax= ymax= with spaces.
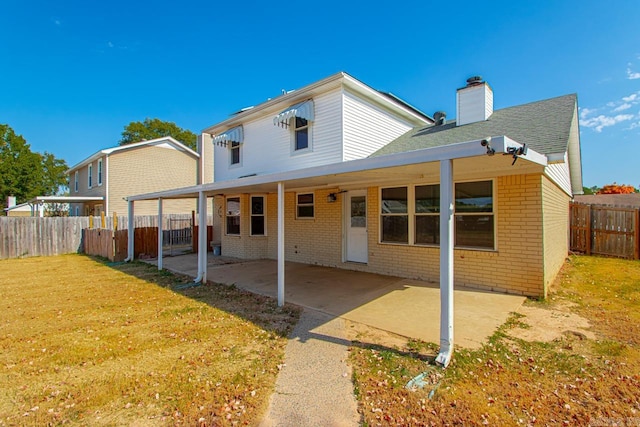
xmin=466 ymin=76 xmax=484 ymax=86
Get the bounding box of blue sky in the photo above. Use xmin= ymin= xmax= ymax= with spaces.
xmin=1 ymin=0 xmax=639 ymax=188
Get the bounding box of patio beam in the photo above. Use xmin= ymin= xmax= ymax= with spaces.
xmin=277 ymin=181 xmax=285 ymax=306
xmin=157 ymin=198 xmax=163 ymax=270
xmin=125 ymin=200 xmax=134 ymax=262
xmin=436 ymin=158 xmax=454 ymax=368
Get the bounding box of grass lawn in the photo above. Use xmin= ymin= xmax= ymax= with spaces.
xmin=0 ymin=255 xmax=299 ymax=426
xmin=349 ymin=255 xmax=640 ymax=425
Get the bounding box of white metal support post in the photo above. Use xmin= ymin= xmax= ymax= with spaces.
xmin=277 ymin=182 xmax=285 ymax=307
xmin=436 ymin=159 xmax=455 ymax=367
xmin=157 ymin=198 xmax=163 ymax=270
xmin=126 ymin=200 xmax=134 ymax=262
xmin=196 ymin=191 xmax=208 ymax=284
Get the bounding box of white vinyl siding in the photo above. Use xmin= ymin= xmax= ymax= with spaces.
xmin=342 ymin=89 xmax=414 ymax=161
xmin=544 ymin=161 xmax=572 ymax=196
xmin=214 ymin=89 xmax=343 ymax=182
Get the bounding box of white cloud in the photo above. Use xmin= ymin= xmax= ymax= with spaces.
xmin=613 ymin=103 xmax=632 ymax=112
xmin=622 ymin=93 xmax=638 ymax=102
xmin=580 ymin=107 xmax=596 ymax=120
xmin=627 ymin=121 xmax=640 ymax=130
xmin=627 ymin=67 xmax=640 ymax=80
xmin=107 ymin=41 xmax=114 ymax=48
xmin=581 ymin=114 xmax=634 ymax=133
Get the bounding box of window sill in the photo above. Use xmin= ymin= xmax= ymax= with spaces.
xmin=377 ymin=241 xmax=497 ymax=253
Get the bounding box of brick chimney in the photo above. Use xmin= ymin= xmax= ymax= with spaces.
xmin=456 ymin=76 xmax=493 ymax=126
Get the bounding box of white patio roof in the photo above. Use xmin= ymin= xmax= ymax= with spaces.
xmin=127 ymin=136 xmax=547 ymax=202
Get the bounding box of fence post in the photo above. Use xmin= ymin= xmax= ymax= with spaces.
xmin=635 ymin=208 xmax=639 ymax=260
xmin=89 ymin=215 xmax=93 ymax=229
xmin=586 ymin=205 xmax=592 ymax=256
xmin=101 ymin=211 xmax=106 ymax=229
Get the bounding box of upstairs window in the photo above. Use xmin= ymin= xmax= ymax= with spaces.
xmin=296 ymin=193 xmax=314 ymax=218
xmin=230 ymin=141 xmax=241 ymax=165
xmin=294 ymin=117 xmax=309 ymax=151
xmin=97 ymin=159 xmax=103 ymax=186
xmin=273 ymin=99 xmax=314 ymax=154
xmin=226 ymin=197 xmax=240 ymax=235
xmin=74 ymin=171 xmax=78 ymax=192
xmin=213 ymin=126 xmax=244 ymax=167
xmin=88 ymin=164 xmax=93 ymax=189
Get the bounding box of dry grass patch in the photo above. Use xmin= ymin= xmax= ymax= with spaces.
xmin=0 ymin=255 xmax=299 ymax=426
xmin=350 ymin=255 xmax=640 ymax=425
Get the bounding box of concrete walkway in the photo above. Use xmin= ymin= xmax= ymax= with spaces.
xmin=147 ymin=254 xmax=527 ymax=425
xmin=259 ymin=309 xmax=359 ymax=426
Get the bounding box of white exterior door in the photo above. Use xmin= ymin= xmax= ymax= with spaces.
xmin=346 ymin=190 xmax=368 ymax=263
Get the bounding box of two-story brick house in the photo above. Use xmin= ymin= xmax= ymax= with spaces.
xmin=126 ymin=72 xmax=582 ymax=365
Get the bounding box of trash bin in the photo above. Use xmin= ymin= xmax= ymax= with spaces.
xmin=213 ymin=245 xmax=221 ymax=256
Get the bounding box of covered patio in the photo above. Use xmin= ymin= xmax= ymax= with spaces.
xmin=127 ymin=135 xmax=547 ymax=365
xmin=151 ymin=253 xmax=526 ymax=349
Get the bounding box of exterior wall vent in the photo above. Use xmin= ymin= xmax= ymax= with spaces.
xmin=456 ymin=76 xmax=494 ymax=126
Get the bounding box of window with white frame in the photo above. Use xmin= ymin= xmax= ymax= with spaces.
xmin=294 ymin=117 xmax=310 ymax=151
xmin=230 ymin=141 xmax=241 ymax=165
xmin=75 ymin=206 xmax=79 ymax=216
xmin=88 ymin=164 xmax=93 ymax=188
xmin=296 ymin=193 xmax=314 ymax=218
xmin=415 ymin=184 xmax=440 ymax=245
xmin=74 ymin=171 xmax=78 ymax=192
xmin=454 ymin=181 xmax=494 ymax=249
xmin=380 ymin=187 xmax=408 ymax=243
xmin=97 ymin=159 xmax=103 ymax=186
xmin=250 ymin=196 xmax=265 ymax=236
xmin=226 ymin=197 xmax=240 ymax=235
xmin=380 ymin=180 xmax=495 ymax=250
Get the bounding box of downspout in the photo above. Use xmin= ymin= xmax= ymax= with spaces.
xmin=435 ymin=159 xmax=455 ymax=367
xmin=124 ymin=199 xmax=134 ymax=262
xmin=277 ymin=181 xmax=285 ymax=306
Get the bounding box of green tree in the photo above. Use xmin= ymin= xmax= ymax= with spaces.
xmin=120 ymin=118 xmax=197 ymax=150
xmin=0 ymin=124 xmax=68 ymax=212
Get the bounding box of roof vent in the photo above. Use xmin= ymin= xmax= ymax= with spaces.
xmin=466 ymin=76 xmax=484 ymax=87
xmin=433 ymin=111 xmax=447 ymax=126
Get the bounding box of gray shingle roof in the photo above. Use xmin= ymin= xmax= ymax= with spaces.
xmin=372 ymin=94 xmax=577 ymax=157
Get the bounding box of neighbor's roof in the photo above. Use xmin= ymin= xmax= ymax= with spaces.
xmin=66 ymin=136 xmax=199 ymax=173
xmin=372 ymin=94 xmax=578 ymax=157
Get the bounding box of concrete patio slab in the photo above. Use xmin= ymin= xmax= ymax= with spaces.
xmin=152 ymin=254 xmax=525 ymax=349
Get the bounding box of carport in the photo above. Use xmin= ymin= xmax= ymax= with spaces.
xmin=125 ymin=135 xmax=547 ymax=366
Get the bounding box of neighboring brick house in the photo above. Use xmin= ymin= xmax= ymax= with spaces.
xmin=129 ymin=72 xmax=582 ymax=300
xmin=67 ymin=137 xmax=199 ymax=216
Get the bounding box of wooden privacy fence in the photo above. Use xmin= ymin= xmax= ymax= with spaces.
xmin=82 ymin=228 xmax=158 ymax=262
xmin=0 ymin=214 xmax=211 ymax=260
xmin=570 ymin=203 xmax=640 ymax=259
xmin=0 ymin=217 xmax=88 ymax=259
